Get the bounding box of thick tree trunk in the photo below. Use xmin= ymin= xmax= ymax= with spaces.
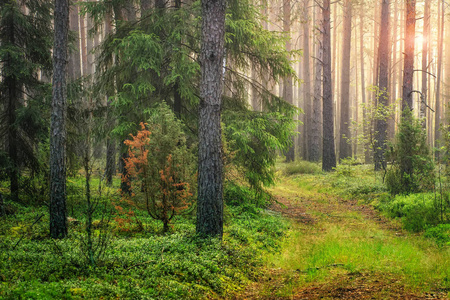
xmin=374 ymin=0 xmax=390 ymax=171
xmin=322 ymin=0 xmax=336 ymax=171
xmin=338 ymin=0 xmax=352 ymax=161
xmin=196 ymin=0 xmax=226 ymax=238
xmin=50 ymin=0 xmax=69 ymax=239
xmin=311 ymin=3 xmax=322 ymax=163
xmin=402 ymin=0 xmax=416 ymax=111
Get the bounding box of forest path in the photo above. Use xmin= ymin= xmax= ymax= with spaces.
xmin=235 ymin=176 xmax=450 ymax=299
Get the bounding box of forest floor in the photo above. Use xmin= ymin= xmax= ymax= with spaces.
xmin=235 ymin=175 xmax=450 ymax=300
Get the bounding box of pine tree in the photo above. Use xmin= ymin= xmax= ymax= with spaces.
xmin=196 ymin=0 xmax=226 ymax=238
xmin=50 ymin=0 xmax=70 ymax=239
xmin=0 ymin=0 xmax=53 ymax=202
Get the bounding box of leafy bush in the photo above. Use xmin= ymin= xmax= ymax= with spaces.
xmin=385 ymin=110 xmax=435 ymax=195
xmin=224 ymin=182 xmax=272 ymax=209
xmin=283 ymin=160 xmax=321 ymax=175
xmin=378 ymin=193 xmax=440 ymax=232
xmin=424 ymin=224 xmax=450 ymax=246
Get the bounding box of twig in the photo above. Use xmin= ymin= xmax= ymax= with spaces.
xmin=296 ymin=263 xmax=345 ymax=273
xmin=12 ymin=214 xmax=44 ymax=251
xmin=125 ymin=260 xmax=155 ymax=271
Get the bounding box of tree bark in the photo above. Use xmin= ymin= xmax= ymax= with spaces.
xmin=50 ymin=0 xmax=69 ymax=239
xmin=401 ymin=0 xmax=416 ymax=111
xmin=303 ymin=0 xmax=313 ymax=161
xmin=374 ymin=0 xmax=390 ymax=171
xmin=338 ymin=0 xmax=352 ymax=161
xmin=420 ymin=0 xmax=430 ymax=127
xmin=68 ymin=3 xmax=81 ymax=79
xmin=435 ymin=0 xmax=444 ymax=160
xmin=283 ymin=0 xmax=295 ymax=162
xmin=196 ymin=0 xmax=226 ymax=238
xmin=359 ymin=7 xmax=370 ymax=164
xmin=310 ymin=3 xmax=322 ymax=162
xmin=322 ymin=0 xmax=336 ymax=171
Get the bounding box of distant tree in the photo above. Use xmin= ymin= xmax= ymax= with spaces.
xmin=311 ymin=2 xmax=322 ymax=162
xmin=302 ymin=0 xmax=313 ymax=162
xmin=321 ymin=0 xmax=336 ymax=171
xmin=0 ymin=0 xmax=52 ymax=202
xmin=338 ymin=0 xmax=352 ymax=161
xmin=435 ymin=0 xmax=444 ymax=160
xmin=420 ymin=0 xmax=430 ymax=126
xmin=402 ymin=0 xmax=416 ymax=111
xmin=374 ymin=0 xmax=390 ymax=171
xmin=196 ymin=0 xmax=226 ymax=238
xmin=50 ymin=0 xmax=70 ymax=239
xmin=283 ymin=0 xmax=295 ymax=162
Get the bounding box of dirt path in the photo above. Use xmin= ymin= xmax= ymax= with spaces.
xmin=235 ymin=178 xmax=449 ymax=300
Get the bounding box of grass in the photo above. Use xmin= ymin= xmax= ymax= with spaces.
xmin=260 ymin=164 xmax=450 ymax=298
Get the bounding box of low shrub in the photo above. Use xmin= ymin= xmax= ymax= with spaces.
xmin=424 ymin=224 xmax=450 ymax=246
xmin=283 ymin=160 xmax=321 ymax=176
xmin=378 ymin=193 xmax=440 ymax=232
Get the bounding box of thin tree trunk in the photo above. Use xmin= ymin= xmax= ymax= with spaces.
xmin=420 ymin=0 xmax=430 ymax=127
xmin=374 ymin=0 xmax=390 ymax=171
xmin=359 ymin=7 xmax=370 ymax=164
xmin=339 ymin=0 xmax=352 ymax=161
xmin=435 ymin=0 xmax=444 ymax=160
xmin=311 ymin=3 xmax=322 ymax=162
xmin=50 ymin=0 xmax=69 ymax=239
xmin=68 ymin=3 xmax=81 ymax=79
xmin=283 ymin=0 xmax=295 ymax=162
xmin=322 ymin=0 xmax=336 ymax=171
xmin=196 ymin=0 xmax=226 ymax=238
xmin=303 ymin=0 xmax=313 ymax=161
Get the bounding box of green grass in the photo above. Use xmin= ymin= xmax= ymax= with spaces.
xmin=262 ymin=162 xmax=450 ymax=298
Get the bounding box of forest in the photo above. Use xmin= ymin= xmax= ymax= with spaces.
xmin=1 ymin=0 xmax=450 ymax=298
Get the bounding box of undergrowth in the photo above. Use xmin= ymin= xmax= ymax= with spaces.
xmin=0 ymin=177 xmax=288 ymax=299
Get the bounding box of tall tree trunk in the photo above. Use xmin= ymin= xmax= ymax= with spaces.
xmin=322 ymin=0 xmax=336 ymax=171
xmin=311 ymin=3 xmax=322 ymax=162
xmin=374 ymin=0 xmax=390 ymax=171
xmin=402 ymin=0 xmax=416 ymax=111
xmin=50 ymin=0 xmax=69 ymax=239
xmin=388 ymin=0 xmax=398 ymax=141
xmin=68 ymin=3 xmax=81 ymax=79
xmin=339 ymin=0 xmax=352 ymax=161
xmin=435 ymin=0 xmax=444 ymax=160
xmin=303 ymin=0 xmax=313 ymax=161
xmin=283 ymin=0 xmax=295 ymax=162
xmin=359 ymin=7 xmax=370 ymax=164
xmin=420 ymin=0 xmax=430 ymax=127
xmin=196 ymin=0 xmax=226 ymax=238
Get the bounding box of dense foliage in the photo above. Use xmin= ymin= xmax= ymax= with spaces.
xmin=385 ymin=110 xmax=435 ymax=195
